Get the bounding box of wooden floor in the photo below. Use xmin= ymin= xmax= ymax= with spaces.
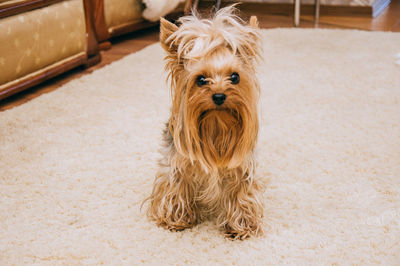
xmin=1 ymin=0 xmax=399 ymax=111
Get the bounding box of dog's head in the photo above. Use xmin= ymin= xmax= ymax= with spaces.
xmin=160 ymin=6 xmax=261 ymax=172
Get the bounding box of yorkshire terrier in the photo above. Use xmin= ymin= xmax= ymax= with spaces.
xmin=146 ymin=6 xmax=264 ymax=239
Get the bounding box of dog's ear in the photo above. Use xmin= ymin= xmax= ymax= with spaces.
xmin=249 ymin=16 xmax=259 ymax=29
xmin=160 ymin=18 xmax=179 ymax=53
xmin=233 ymin=15 xmax=261 ymax=67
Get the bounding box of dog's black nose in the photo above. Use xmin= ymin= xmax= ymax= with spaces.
xmin=212 ymin=93 xmax=226 ymax=105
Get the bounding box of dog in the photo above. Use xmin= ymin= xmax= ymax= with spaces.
xmin=146 ymin=6 xmax=264 ymax=239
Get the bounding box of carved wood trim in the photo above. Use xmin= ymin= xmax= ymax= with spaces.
xmin=0 ymin=0 xmax=64 ymax=19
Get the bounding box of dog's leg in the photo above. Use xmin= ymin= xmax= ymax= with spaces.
xmin=147 ymin=169 xmax=198 ymax=231
xmin=217 ymin=169 xmax=264 ymax=239
xmin=146 ymin=126 xmax=198 ymax=231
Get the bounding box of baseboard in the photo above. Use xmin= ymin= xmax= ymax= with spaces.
xmin=199 ymin=1 xmax=379 ymax=17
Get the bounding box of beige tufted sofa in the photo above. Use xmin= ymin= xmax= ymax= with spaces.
xmin=0 ymin=0 xmax=99 ymax=100
xmin=0 ymin=0 xmax=183 ymax=100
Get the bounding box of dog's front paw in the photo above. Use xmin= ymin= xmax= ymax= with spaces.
xmin=158 ymin=212 xmax=197 ymax=232
xmin=223 ymin=218 xmax=263 ymax=240
xmin=148 ymin=196 xmax=198 ymax=232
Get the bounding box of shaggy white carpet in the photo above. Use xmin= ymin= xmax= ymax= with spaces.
xmin=1 ymin=28 xmax=400 ymax=264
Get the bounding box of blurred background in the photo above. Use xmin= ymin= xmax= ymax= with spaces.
xmin=0 ymin=0 xmax=398 ymax=110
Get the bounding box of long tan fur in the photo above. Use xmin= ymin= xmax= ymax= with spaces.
xmin=146 ymin=6 xmax=264 ymax=239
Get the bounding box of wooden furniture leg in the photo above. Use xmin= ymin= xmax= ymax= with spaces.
xmin=90 ymin=0 xmax=111 ymax=50
xmin=83 ymin=0 xmax=101 ymax=65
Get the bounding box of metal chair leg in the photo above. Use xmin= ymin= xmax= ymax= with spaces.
xmin=215 ymin=0 xmax=221 ymax=12
xmin=294 ymin=0 xmax=300 ymax=27
xmin=315 ymin=0 xmax=320 ymax=26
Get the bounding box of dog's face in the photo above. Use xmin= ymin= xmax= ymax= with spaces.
xmin=160 ymin=10 xmax=261 ymax=172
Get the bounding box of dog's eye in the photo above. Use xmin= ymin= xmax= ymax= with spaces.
xmin=229 ymin=72 xmax=240 ymax=84
xmin=195 ymin=75 xmax=208 ymax=87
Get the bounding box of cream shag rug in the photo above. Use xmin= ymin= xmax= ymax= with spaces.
xmin=1 ymin=29 xmax=400 ymax=264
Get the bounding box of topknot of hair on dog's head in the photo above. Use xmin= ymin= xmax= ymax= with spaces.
xmin=163 ymin=5 xmax=261 ymax=67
